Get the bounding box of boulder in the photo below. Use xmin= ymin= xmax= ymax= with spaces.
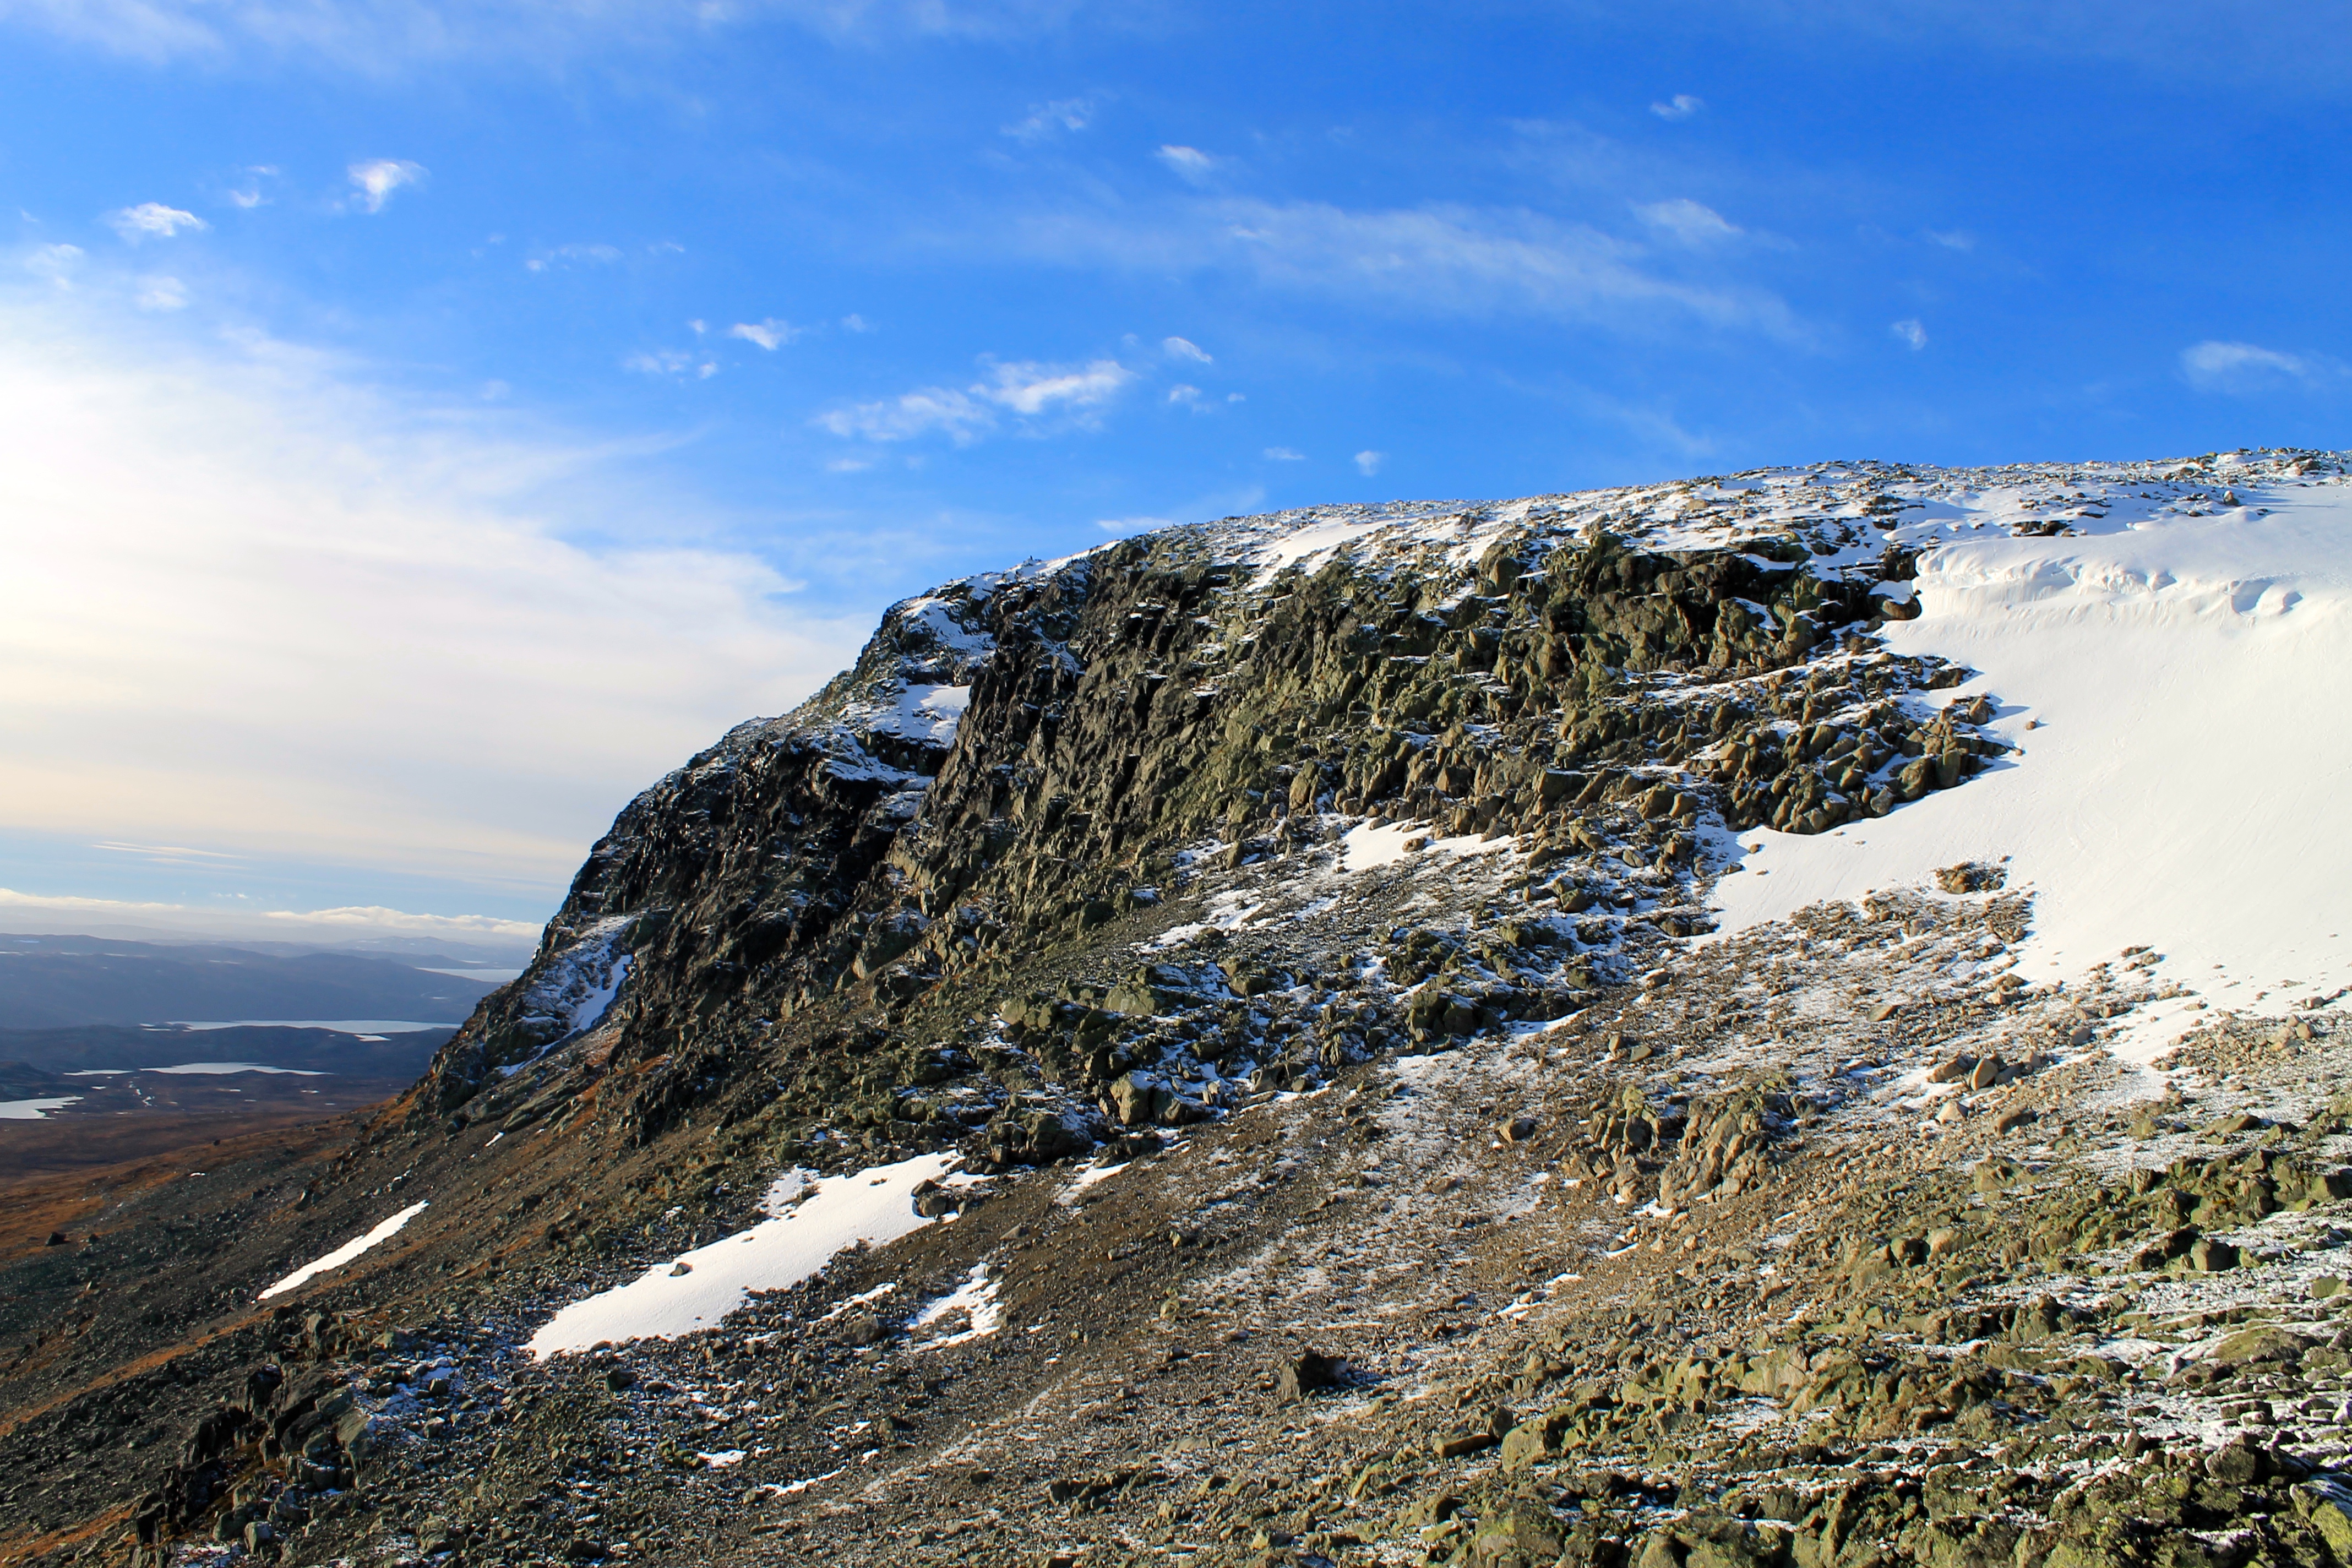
xmin=1275 ymin=1349 xmax=1343 ymax=1403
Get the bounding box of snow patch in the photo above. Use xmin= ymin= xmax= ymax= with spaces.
xmin=510 ymin=917 xmax=635 ymax=1060
xmin=260 ymin=1201 xmax=428 ymax=1300
xmin=907 ymin=1262 xmax=1004 ymax=1348
xmin=526 ymin=1152 xmax=956 ymax=1357
xmin=0 ymin=1097 xmax=79 ymax=1119
xmin=1342 ymin=820 xmax=1516 ymax=873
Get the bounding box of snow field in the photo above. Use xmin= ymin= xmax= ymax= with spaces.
xmin=1712 ymin=478 xmax=2352 ymax=1060
xmin=526 ymin=1152 xmax=957 ymax=1357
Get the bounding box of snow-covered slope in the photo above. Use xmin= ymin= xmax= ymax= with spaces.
xmin=1698 ymin=455 xmax=2352 ymax=1061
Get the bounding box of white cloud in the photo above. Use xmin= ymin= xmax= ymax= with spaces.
xmin=226 ymin=166 xmax=279 ymax=209
xmin=0 ymin=887 xmax=541 ymax=943
xmin=1016 ymin=198 xmax=1804 ymax=339
xmin=841 ymin=313 xmax=872 ymax=333
xmin=815 ymin=386 xmax=993 ymax=444
xmin=524 ymin=243 xmax=621 ymax=271
xmin=818 ymin=356 xmax=1133 ymax=443
xmin=976 ymin=356 xmax=1131 ymax=415
xmin=349 ymin=159 xmax=424 ymax=214
xmin=1354 ymin=450 xmax=1383 ymax=476
xmin=134 ymin=275 xmax=188 ymax=311
xmin=1264 ymin=446 xmax=1305 ymax=461
xmin=728 ymin=318 xmax=800 ymax=350
xmin=1156 ymin=145 xmax=1218 ymax=184
xmin=0 ymin=292 xmax=863 ymax=899
xmin=1635 ymin=197 xmax=1740 ymax=245
xmin=2180 ymin=339 xmax=2327 ymax=393
xmin=24 ymin=243 xmax=83 ymax=287
xmin=624 ymin=348 xmax=718 ymax=378
xmin=1005 ymin=96 xmax=1093 ymax=141
xmin=1162 ymin=335 xmax=1211 ymax=362
xmin=1167 ymin=383 xmax=1201 ymax=406
xmin=1891 ymin=318 xmax=1928 ymax=350
xmin=269 ymin=903 xmax=541 ymax=938
xmin=1096 ymin=515 xmax=1173 ymax=535
xmin=1650 ymin=94 xmax=1704 ymax=120
xmin=106 ymin=202 xmax=208 ymax=242
xmin=1924 ymin=228 xmax=1975 ymax=251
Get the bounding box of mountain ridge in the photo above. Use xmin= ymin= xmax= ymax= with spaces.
xmin=9 ymin=448 xmax=2352 ymax=1568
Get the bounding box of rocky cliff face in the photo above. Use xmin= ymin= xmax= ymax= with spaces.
xmin=420 ymin=478 xmax=1988 ymax=1171
xmin=19 ymin=453 xmax=2352 ymax=1568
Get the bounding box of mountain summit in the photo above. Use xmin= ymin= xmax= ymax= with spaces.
xmin=11 ymin=450 xmax=2352 ymax=1568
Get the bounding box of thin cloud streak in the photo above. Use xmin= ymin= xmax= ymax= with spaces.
xmin=2179 ymin=339 xmax=2333 ymax=393
xmin=1013 ymin=197 xmax=1807 ymax=340
xmin=815 ymin=356 xmax=1135 ymax=443
xmin=0 ymin=0 xmax=1095 ymax=70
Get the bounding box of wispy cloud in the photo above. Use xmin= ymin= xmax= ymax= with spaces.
xmin=816 ymin=386 xmax=993 ymax=444
xmin=1096 ymin=514 xmax=1173 ymax=534
xmin=0 ymin=0 xmax=1095 ymax=72
xmin=1163 ymin=335 xmax=1211 ymax=363
xmin=624 ymin=347 xmax=718 ymax=378
xmin=1005 ymin=96 xmax=1094 ymax=141
xmin=977 ymin=357 xmax=1130 ymax=414
xmin=1156 ymin=145 xmax=1219 ymax=185
xmin=1891 ymin=318 xmax=1928 ymax=350
xmin=1264 ymin=446 xmax=1305 ymax=461
xmin=1018 ymin=198 xmax=1805 ymax=339
xmin=816 ymin=356 xmax=1135 ymax=444
xmin=728 ymin=318 xmax=800 ymax=350
xmin=106 ymin=202 xmax=207 ymax=241
xmin=1649 ymin=94 xmax=1704 ymax=120
xmin=348 ymin=159 xmax=424 ymax=214
xmin=2179 ymin=339 xmax=2334 ymax=393
xmin=1634 ymin=197 xmax=1740 ymax=245
xmin=524 ymin=243 xmax=621 ymax=272
xmin=24 ymin=243 xmax=83 ymax=287
xmin=1924 ymin=228 xmax=1975 ymax=251
xmin=1354 ymin=450 xmax=1383 ymax=476
xmin=226 ymin=167 xmax=279 ymax=209
xmin=134 ymin=275 xmax=189 ymax=311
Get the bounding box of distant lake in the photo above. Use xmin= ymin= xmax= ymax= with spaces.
xmin=0 ymin=1096 xmax=80 ymax=1119
xmin=164 ymin=1020 xmax=453 ymax=1032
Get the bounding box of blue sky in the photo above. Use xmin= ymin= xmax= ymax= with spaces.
xmin=0 ymin=0 xmax=2344 ymax=944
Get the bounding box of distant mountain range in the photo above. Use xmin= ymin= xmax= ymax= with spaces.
xmin=0 ymin=933 xmax=505 ymax=1030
